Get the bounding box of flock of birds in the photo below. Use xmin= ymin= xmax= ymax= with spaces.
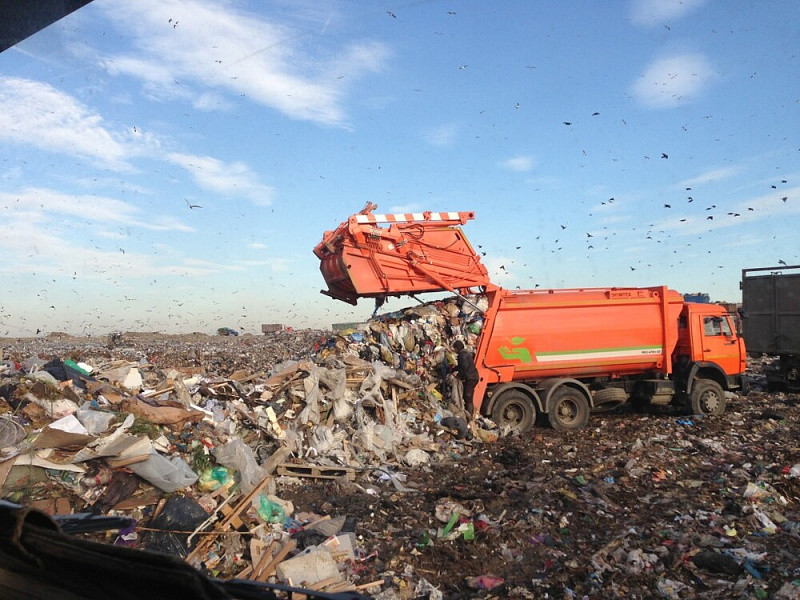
xmin=6 ymin=7 xmax=797 ymax=336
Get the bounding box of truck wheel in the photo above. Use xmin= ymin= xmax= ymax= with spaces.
xmin=491 ymin=390 xmax=536 ymax=432
xmin=690 ymin=379 xmax=726 ymax=416
xmin=548 ymin=387 xmax=590 ymax=430
xmin=592 ymin=388 xmax=627 ymax=413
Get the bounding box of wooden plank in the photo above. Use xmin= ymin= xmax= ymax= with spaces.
xmin=250 ymin=539 xmax=279 ymax=580
xmin=219 ymin=503 xmax=245 ymax=530
xmin=255 ymin=539 xmax=296 ymax=582
xmin=276 ymin=463 xmax=355 ymax=481
xmin=105 ymin=454 xmax=151 ymax=468
xmin=388 ymin=377 xmax=415 ymax=390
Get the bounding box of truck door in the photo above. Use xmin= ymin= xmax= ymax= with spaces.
xmin=698 ymin=313 xmax=742 ymax=374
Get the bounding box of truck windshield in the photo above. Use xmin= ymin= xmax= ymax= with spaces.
xmin=704 ymin=316 xmax=732 ymax=336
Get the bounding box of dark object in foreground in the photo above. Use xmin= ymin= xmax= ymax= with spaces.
xmin=692 ymin=549 xmax=743 ymax=576
xmin=0 ymin=501 xmax=368 ymax=600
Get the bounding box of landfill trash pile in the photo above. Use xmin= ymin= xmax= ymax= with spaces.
xmin=2 ymin=300 xmax=800 ymax=598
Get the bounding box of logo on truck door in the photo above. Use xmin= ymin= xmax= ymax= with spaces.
xmin=498 ymin=337 xmax=534 ymax=364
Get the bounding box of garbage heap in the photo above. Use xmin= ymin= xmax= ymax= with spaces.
xmin=0 ymin=295 xmax=491 ymax=595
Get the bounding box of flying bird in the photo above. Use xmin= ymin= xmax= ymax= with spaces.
xmin=779 ymin=260 xmax=788 ymax=266
xmin=185 ymin=199 xmax=203 ymax=209
xmin=661 ymin=153 xmax=668 ymax=159
xmin=664 ymin=204 xmax=671 ymax=208
xmin=387 ymin=11 xmax=396 ymax=18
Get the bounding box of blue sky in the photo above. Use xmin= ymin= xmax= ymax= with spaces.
xmin=1 ymin=0 xmax=798 ymax=336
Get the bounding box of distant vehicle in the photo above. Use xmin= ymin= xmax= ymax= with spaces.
xmin=216 ymin=327 xmax=239 ymax=336
xmin=315 ymin=204 xmax=747 ymax=431
xmin=683 ymin=292 xmax=710 ymax=303
xmin=741 ymin=265 xmax=800 ymax=391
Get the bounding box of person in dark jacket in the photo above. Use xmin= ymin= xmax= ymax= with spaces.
xmin=453 ymin=340 xmax=479 ymax=418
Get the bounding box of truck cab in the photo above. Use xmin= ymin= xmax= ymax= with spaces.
xmin=674 ymin=303 xmax=747 ymax=407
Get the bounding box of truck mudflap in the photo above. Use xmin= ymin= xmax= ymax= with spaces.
xmin=738 ymin=374 xmax=751 ymax=395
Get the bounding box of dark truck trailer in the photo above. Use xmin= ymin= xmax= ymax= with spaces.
xmin=741 ymin=265 xmax=800 ymax=391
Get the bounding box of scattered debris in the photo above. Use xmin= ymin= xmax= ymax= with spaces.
xmin=2 ymin=304 xmax=799 ymax=597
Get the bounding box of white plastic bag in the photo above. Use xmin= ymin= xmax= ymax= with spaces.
xmin=128 ymin=452 xmax=197 ymax=492
xmin=76 ymin=409 xmax=116 ymax=435
xmin=213 ymin=438 xmax=268 ymax=494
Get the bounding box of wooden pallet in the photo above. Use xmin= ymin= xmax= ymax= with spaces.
xmin=276 ymin=463 xmax=356 ymax=481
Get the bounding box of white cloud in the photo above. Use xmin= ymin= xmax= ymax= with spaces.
xmin=0 ymin=188 xmax=194 ymax=232
xmin=167 ymin=153 xmax=276 ymax=205
xmin=193 ymin=91 xmax=234 ymax=111
xmin=678 ymin=166 xmax=741 ymax=188
xmin=98 ymin=0 xmax=389 ymax=126
xmin=267 ymin=258 xmax=293 ymax=272
xmin=0 ymin=219 xmax=209 ymax=279
xmin=0 ymin=77 xmax=133 ymax=169
xmin=500 ymin=155 xmax=535 ymax=172
xmin=424 ymin=123 xmax=460 ymax=147
xmin=631 ymin=54 xmax=716 ymax=108
xmin=630 ymin=0 xmax=707 ymax=26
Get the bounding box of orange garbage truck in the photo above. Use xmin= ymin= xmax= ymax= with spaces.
xmin=314 ymin=204 xmax=747 ymax=430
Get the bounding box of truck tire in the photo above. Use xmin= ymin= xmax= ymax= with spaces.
xmin=592 ymin=388 xmax=627 ymax=413
xmin=690 ymin=379 xmax=726 ymax=416
xmin=547 ymin=387 xmax=590 ymax=430
xmin=491 ymin=390 xmax=536 ymax=432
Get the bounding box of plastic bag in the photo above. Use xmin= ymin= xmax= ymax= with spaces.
xmin=213 ymin=438 xmax=268 ymax=494
xmin=333 ymin=388 xmax=355 ymax=423
xmin=128 ymin=452 xmax=198 ymax=492
xmin=143 ymin=496 xmax=209 ymax=558
xmin=309 ymin=425 xmax=337 ymax=455
xmin=298 ymin=368 xmax=324 ymax=425
xmin=76 ymin=409 xmax=116 ymax=435
xmin=256 ymin=495 xmax=286 ymax=524
xmin=197 ymin=466 xmax=234 ymax=492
